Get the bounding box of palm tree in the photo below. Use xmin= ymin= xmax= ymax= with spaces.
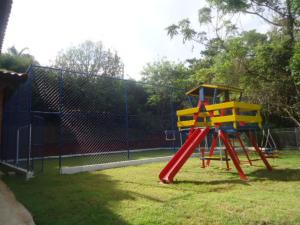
xmin=7 ymin=46 xmax=29 ymax=56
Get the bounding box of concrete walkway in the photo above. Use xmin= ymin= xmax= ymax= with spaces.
xmin=0 ymin=171 xmax=35 ymax=225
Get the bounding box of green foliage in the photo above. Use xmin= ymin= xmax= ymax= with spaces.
xmin=166 ymin=19 xmax=200 ymax=44
xmin=142 ymin=60 xmax=190 ymax=89
xmin=190 ymin=29 xmax=299 ymax=126
xmin=290 ymin=40 xmax=300 ymax=83
xmin=162 ymin=0 xmax=300 ymax=127
xmin=207 ymin=0 xmax=249 ymax=13
xmin=142 ymin=59 xmax=192 ymax=108
xmin=198 ymin=7 xmax=212 ymax=24
xmin=166 ymin=15 xmax=236 ymax=47
xmin=291 ymin=0 xmax=300 ymax=15
xmin=54 ymin=40 xmax=124 ymax=78
xmin=140 ymin=60 xmax=194 ymax=130
xmin=0 ymin=46 xmax=38 ymax=73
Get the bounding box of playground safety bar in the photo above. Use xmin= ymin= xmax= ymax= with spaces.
xmin=176 ymin=107 xmax=212 ymax=129
xmin=205 ymin=101 xmax=262 ymax=129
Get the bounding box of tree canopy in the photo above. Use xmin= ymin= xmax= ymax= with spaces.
xmin=0 ymin=46 xmax=38 ymax=73
xmin=150 ymin=0 xmax=300 ymax=128
xmin=53 ymin=40 xmax=124 ymax=78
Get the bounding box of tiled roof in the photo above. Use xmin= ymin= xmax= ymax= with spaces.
xmin=186 ymin=84 xmax=243 ymax=96
xmin=0 ymin=0 xmax=13 ymax=53
xmin=0 ymin=69 xmax=28 ymax=88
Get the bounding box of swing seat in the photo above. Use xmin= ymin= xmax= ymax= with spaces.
xmin=201 ymin=156 xmax=230 ymax=161
xmin=262 ymin=147 xmax=279 ymax=158
xmin=262 ymin=147 xmax=274 ymax=152
xmin=250 ymin=158 xmax=261 ymax=161
xmin=164 ymin=130 xmax=176 ymax=141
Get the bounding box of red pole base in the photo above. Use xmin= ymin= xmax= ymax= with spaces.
xmin=247 ymin=132 xmax=272 ymax=171
xmin=219 ymin=130 xmax=248 ymax=181
xmin=236 ymin=133 xmax=253 ymax=166
xmin=201 ymin=148 xmax=205 ymax=168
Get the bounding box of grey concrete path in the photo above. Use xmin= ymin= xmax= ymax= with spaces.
xmin=0 ymin=170 xmax=35 ymax=225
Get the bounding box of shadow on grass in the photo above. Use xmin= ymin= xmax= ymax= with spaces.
xmin=129 ymin=190 xmax=165 ymax=203
xmin=173 ymin=179 xmax=250 ymax=186
xmin=248 ymin=168 xmax=300 ymax=181
xmin=2 ymin=170 xmax=133 ymax=225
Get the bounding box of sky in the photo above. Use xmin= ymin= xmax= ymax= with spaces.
xmin=3 ymin=0 xmax=269 ymax=80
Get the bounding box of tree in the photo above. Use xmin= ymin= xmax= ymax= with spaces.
xmin=53 ymin=40 xmax=124 ymax=78
xmin=142 ymin=60 xmax=191 ymax=88
xmin=7 ymin=46 xmax=29 ymax=56
xmin=165 ymin=0 xmax=300 ymax=128
xmin=0 ymin=46 xmax=38 ymax=73
xmin=167 ymin=0 xmax=299 ymax=48
xmin=207 ymin=0 xmax=300 ymax=46
xmin=142 ymin=59 xmax=192 ymax=106
xmin=140 ymin=60 xmax=195 ymax=130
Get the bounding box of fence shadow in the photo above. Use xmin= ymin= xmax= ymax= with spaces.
xmin=248 ymin=168 xmax=300 ymax=181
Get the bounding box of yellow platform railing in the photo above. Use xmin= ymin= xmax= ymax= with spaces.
xmin=205 ymin=101 xmax=262 ymax=129
xmin=176 ymin=107 xmax=212 ymax=129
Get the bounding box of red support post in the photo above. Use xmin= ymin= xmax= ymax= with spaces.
xmin=224 ymin=149 xmax=231 ymax=170
xmin=188 ymin=100 xmax=203 ymax=138
xmin=247 ymin=132 xmax=272 ymax=171
xmin=236 ymin=133 xmax=252 ymax=166
xmin=206 ymin=134 xmax=218 ymax=166
xmin=201 ymin=148 xmax=205 ymax=168
xmin=219 ymin=130 xmax=248 ymax=180
xmin=227 ymin=135 xmax=240 ymax=164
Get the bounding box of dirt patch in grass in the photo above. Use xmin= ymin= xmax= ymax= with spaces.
xmin=0 ymin=175 xmax=35 ymax=225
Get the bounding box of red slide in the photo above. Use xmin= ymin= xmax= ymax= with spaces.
xmin=159 ymin=127 xmax=210 ymax=183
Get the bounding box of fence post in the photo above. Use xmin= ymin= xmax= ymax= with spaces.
xmin=28 ymin=124 xmax=32 ymax=172
xmin=27 ymin=65 xmax=33 ymax=172
xmin=170 ymin=88 xmax=176 ymax=152
xmin=16 ymin=128 xmax=20 ymax=166
xmin=295 ymin=127 xmax=300 ymax=150
xmin=124 ymin=80 xmax=130 ymax=159
xmin=58 ymin=69 xmax=64 ymax=173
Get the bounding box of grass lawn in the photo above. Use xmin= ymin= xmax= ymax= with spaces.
xmin=2 ymin=150 xmax=300 ymax=225
xmin=60 ymin=148 xmax=176 ymax=167
xmin=1 ymin=149 xmax=177 ymax=172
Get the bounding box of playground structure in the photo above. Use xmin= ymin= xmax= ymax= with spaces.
xmin=159 ymin=84 xmax=273 ymax=183
xmin=3 ymin=65 xmax=292 ymax=177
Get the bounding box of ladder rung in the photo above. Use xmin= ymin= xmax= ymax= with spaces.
xmin=264 ymin=155 xmax=279 ymax=158
xmin=240 ymin=160 xmax=251 ymax=163
xmin=201 ymin=157 xmax=230 ymax=161
xmin=240 ymin=160 xmax=251 ymax=164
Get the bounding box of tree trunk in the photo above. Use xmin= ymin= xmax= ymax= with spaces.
xmin=286 ymin=0 xmax=295 ymax=46
xmin=284 ymin=108 xmax=300 ymax=128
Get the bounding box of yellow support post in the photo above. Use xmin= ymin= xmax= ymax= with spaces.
xmin=232 ymin=108 xmax=237 ymax=129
